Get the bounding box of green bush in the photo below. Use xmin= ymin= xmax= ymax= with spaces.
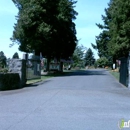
xmin=94 ymin=62 xmax=98 ymax=68
xmin=0 ymin=68 xmax=8 ymax=73
xmin=96 ymin=57 xmax=109 ymax=68
xmin=0 ymin=73 xmax=20 ymax=90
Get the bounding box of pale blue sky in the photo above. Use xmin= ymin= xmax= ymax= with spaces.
xmin=0 ymin=0 xmax=110 ymax=59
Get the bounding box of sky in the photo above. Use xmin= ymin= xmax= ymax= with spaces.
xmin=0 ymin=0 xmax=110 ymax=59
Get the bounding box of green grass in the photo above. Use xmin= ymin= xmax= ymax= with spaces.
xmin=26 ymin=75 xmax=53 ymax=84
xmin=26 ymin=70 xmax=73 ymax=84
xmin=110 ymin=70 xmax=120 ymax=81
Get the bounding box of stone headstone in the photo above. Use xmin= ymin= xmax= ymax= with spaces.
xmin=8 ymin=59 xmax=26 ymax=87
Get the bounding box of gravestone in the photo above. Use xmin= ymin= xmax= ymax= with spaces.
xmin=8 ymin=59 xmax=26 ymax=87
xmin=119 ymin=53 xmax=130 ymax=89
xmin=119 ymin=57 xmax=128 ymax=87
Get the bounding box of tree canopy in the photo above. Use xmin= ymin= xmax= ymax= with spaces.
xmin=91 ymin=3 xmax=111 ymax=59
xmin=84 ymin=48 xmax=95 ymax=66
xmin=12 ymin=52 xmax=19 ymax=59
xmin=0 ymin=51 xmax=7 ymax=68
xmin=96 ymin=57 xmax=109 ymax=68
xmin=92 ymin=0 xmax=130 ymax=60
xmin=72 ymin=44 xmax=86 ymax=68
xmin=108 ymin=0 xmax=130 ymax=58
xmin=11 ymin=0 xmax=78 ymax=61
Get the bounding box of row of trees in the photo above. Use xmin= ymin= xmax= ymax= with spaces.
xmin=11 ymin=0 xmax=119 ymax=69
xmin=0 ymin=51 xmax=19 ymax=69
xmin=0 ymin=47 xmax=97 ymax=70
xmin=11 ymin=0 xmax=110 ymax=69
xmin=92 ymin=0 xmax=130 ymax=65
xmin=11 ymin=0 xmax=78 ymax=70
xmin=0 ymin=51 xmax=7 ymax=68
xmin=72 ymin=44 xmax=95 ymax=68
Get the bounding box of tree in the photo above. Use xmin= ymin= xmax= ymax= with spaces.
xmin=96 ymin=57 xmax=109 ymax=68
xmin=92 ymin=30 xmax=109 ymax=58
xmin=108 ymin=0 xmax=130 ymax=58
xmin=91 ymin=2 xmax=112 ymax=59
xmin=0 ymin=51 xmax=6 ymax=68
xmin=55 ymin=0 xmax=78 ymax=60
xmin=84 ymin=48 xmax=95 ymax=66
xmin=11 ymin=0 xmax=78 ymax=71
xmin=72 ymin=44 xmax=86 ymax=68
xmin=93 ymin=0 xmax=130 ymax=59
xmin=12 ymin=52 xmax=19 ymax=59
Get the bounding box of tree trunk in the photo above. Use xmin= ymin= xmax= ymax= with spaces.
xmin=59 ymin=62 xmax=63 ymax=72
xmin=35 ymin=50 xmax=40 ymax=56
xmin=34 ymin=50 xmax=40 ymax=60
xmin=113 ymin=58 xmax=117 ymax=70
xmin=46 ymin=57 xmax=50 ymax=72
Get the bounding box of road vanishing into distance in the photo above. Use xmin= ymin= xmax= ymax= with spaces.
xmin=0 ymin=69 xmax=130 ymax=130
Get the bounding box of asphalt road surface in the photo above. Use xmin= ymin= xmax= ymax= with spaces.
xmin=0 ymin=69 xmax=130 ymax=130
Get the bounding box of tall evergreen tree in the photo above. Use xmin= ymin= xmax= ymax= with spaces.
xmin=84 ymin=48 xmax=95 ymax=66
xmin=108 ymin=0 xmax=130 ymax=58
xmin=11 ymin=0 xmax=78 ymax=61
xmin=93 ymin=0 xmax=130 ymax=59
xmin=92 ymin=30 xmax=109 ymax=58
xmin=0 ymin=51 xmax=7 ymax=68
xmin=72 ymin=44 xmax=86 ymax=68
xmin=12 ymin=52 xmax=19 ymax=59
xmin=91 ymin=2 xmax=112 ymax=59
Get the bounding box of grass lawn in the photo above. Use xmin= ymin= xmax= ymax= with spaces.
xmin=110 ymin=70 xmax=120 ymax=81
xmin=26 ymin=75 xmax=53 ymax=84
xmin=27 ymin=69 xmax=120 ymax=84
xmin=26 ymin=70 xmax=73 ymax=84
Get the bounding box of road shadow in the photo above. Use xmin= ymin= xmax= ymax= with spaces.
xmin=25 ymin=84 xmax=38 ymax=87
xmin=43 ymin=69 xmax=107 ymax=77
xmin=66 ymin=69 xmax=107 ymax=76
xmin=0 ymin=70 xmax=107 ymax=92
xmin=23 ymin=69 xmax=107 ymax=89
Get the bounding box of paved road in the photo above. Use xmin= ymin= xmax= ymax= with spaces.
xmin=0 ymin=69 xmax=130 ymax=130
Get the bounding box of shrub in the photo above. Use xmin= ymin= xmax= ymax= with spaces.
xmin=96 ymin=57 xmax=109 ymax=68
xmin=0 ymin=73 xmax=20 ymax=90
xmin=94 ymin=62 xmax=98 ymax=68
xmin=0 ymin=68 xmax=8 ymax=73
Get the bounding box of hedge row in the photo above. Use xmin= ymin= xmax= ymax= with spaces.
xmin=0 ymin=73 xmax=21 ymax=91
